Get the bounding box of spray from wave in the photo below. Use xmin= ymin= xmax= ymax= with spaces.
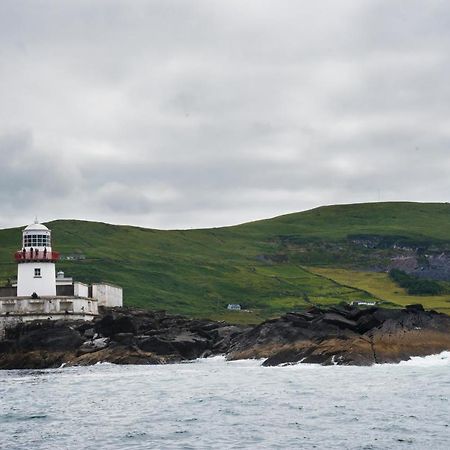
xmin=397 ymin=351 xmax=450 ymax=367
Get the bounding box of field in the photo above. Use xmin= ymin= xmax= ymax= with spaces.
xmin=1 ymin=202 xmax=450 ymax=321
xmin=309 ymin=267 xmax=450 ymax=314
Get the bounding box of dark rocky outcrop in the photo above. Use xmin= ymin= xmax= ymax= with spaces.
xmin=1 ymin=305 xmax=449 ymax=369
xmin=227 ymin=304 xmax=450 ymax=366
xmin=0 ymin=307 xmax=249 ymax=369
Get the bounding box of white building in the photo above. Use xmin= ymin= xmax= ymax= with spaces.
xmin=227 ymin=304 xmax=241 ymax=311
xmin=0 ymin=220 xmax=123 ymax=336
xmin=91 ymin=283 xmax=123 ymax=308
xmin=16 ymin=221 xmax=57 ymax=297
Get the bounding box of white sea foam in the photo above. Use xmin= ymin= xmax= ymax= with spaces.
xmin=397 ymin=351 xmax=450 ymax=367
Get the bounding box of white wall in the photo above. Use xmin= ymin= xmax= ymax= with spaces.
xmin=0 ymin=297 xmax=98 ymax=317
xmin=17 ymin=262 xmax=56 ymax=297
xmin=91 ymin=283 xmax=123 ymax=307
xmin=69 ymin=297 xmax=98 ymax=315
xmin=74 ymin=282 xmax=89 ymax=297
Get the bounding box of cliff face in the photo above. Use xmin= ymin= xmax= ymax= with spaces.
xmin=0 ymin=305 xmax=449 ymax=369
xmin=389 ymin=252 xmax=450 ymax=281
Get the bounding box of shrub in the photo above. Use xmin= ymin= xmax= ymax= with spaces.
xmin=389 ymin=269 xmax=443 ymax=296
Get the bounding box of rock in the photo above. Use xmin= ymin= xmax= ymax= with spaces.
xmin=170 ymin=332 xmax=209 ymax=359
xmin=406 ymin=304 xmax=425 ymax=312
xmin=187 ymin=319 xmax=222 ymax=333
xmin=369 ymin=312 xmax=450 ymax=363
xmin=78 ymin=337 xmax=110 ymax=354
xmin=283 ymin=313 xmax=309 ymax=327
xmin=94 ymin=314 xmax=137 ymax=337
xmin=83 ymin=328 xmax=96 ymax=339
xmin=137 ymin=332 xmax=209 ymax=359
xmin=17 ymin=323 xmax=83 ymax=351
xmin=137 ymin=336 xmax=177 ymax=355
xmin=76 ymin=322 xmax=95 ymax=335
xmin=0 ymin=350 xmax=69 ymax=370
xmin=0 ymin=339 xmax=15 ymax=353
xmin=228 ymin=305 xmax=450 ymax=366
xmin=112 ymin=333 xmax=134 ymax=345
xmin=1 ymin=305 xmax=449 ymax=369
xmin=306 ymin=306 xmax=323 ymax=317
xmin=93 ymin=314 xmax=114 ymax=337
xmin=67 ymin=346 xmax=168 ymax=366
xmin=213 ymin=325 xmax=248 ymax=353
xmin=201 ymin=349 xmax=213 ymax=358
xmin=322 ymin=313 xmax=358 ymax=330
xmin=356 ymin=314 xmax=382 ymax=333
xmin=295 ymin=311 xmax=317 ymax=321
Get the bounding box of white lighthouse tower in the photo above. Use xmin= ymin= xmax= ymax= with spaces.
xmin=15 ymin=220 xmax=59 ymax=297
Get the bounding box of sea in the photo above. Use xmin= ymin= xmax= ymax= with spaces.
xmin=0 ymin=353 xmax=449 ymax=450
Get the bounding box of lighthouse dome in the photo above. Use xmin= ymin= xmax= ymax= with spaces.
xmin=23 ymin=223 xmax=49 ymax=231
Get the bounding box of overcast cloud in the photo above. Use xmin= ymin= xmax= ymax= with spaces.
xmin=1 ymin=0 xmax=449 ymax=229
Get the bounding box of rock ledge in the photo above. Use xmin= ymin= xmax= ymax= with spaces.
xmin=1 ymin=304 xmax=449 ymax=369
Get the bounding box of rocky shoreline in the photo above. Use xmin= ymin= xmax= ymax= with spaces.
xmin=0 ymin=305 xmax=449 ymax=369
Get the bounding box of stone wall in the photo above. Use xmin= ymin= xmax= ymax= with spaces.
xmin=0 ymin=296 xmax=99 ymax=340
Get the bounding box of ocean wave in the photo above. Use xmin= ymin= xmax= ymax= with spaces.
xmin=397 ymin=351 xmax=450 ymax=367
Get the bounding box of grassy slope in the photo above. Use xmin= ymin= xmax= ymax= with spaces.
xmin=309 ymin=267 xmax=450 ymax=314
xmin=1 ymin=202 xmax=449 ymax=320
xmin=234 ymin=201 xmax=450 ymax=241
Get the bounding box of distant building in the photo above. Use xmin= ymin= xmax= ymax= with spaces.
xmin=0 ymin=220 xmax=123 ymax=336
xmin=227 ymin=304 xmax=241 ymax=311
xmin=61 ymin=254 xmax=86 ymax=261
xmin=350 ymin=301 xmax=377 ymax=306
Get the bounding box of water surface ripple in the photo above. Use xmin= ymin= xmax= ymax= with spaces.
xmin=1 ymin=353 xmax=449 ymax=449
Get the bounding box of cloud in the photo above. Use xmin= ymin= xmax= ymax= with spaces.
xmin=0 ymin=0 xmax=449 ymax=229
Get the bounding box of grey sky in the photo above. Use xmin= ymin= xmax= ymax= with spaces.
xmin=1 ymin=0 xmax=449 ymax=229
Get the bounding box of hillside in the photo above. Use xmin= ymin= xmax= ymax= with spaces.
xmin=1 ymin=202 xmax=450 ymax=321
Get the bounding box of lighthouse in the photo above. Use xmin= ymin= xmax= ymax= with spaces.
xmin=0 ymin=220 xmax=123 ymax=337
xmin=15 ymin=220 xmax=59 ymax=297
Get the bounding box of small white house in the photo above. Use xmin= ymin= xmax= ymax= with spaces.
xmin=350 ymin=301 xmax=377 ymax=306
xmin=227 ymin=304 xmax=241 ymax=311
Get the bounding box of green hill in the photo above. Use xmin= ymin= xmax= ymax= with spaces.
xmin=1 ymin=202 xmax=450 ymax=321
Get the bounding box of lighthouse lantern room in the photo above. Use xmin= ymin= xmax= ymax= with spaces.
xmin=15 ymin=220 xmax=59 ymax=297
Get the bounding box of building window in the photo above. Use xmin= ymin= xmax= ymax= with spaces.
xmin=24 ymin=234 xmax=50 ymax=248
xmin=34 ymin=268 xmax=41 ymax=278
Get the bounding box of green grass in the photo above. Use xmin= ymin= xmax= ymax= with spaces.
xmin=309 ymin=267 xmax=450 ymax=314
xmin=1 ymin=202 xmax=450 ymax=321
xmin=238 ymin=201 xmax=450 ymax=241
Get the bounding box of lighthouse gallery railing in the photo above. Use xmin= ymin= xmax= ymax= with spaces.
xmin=14 ymin=251 xmax=60 ymax=262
